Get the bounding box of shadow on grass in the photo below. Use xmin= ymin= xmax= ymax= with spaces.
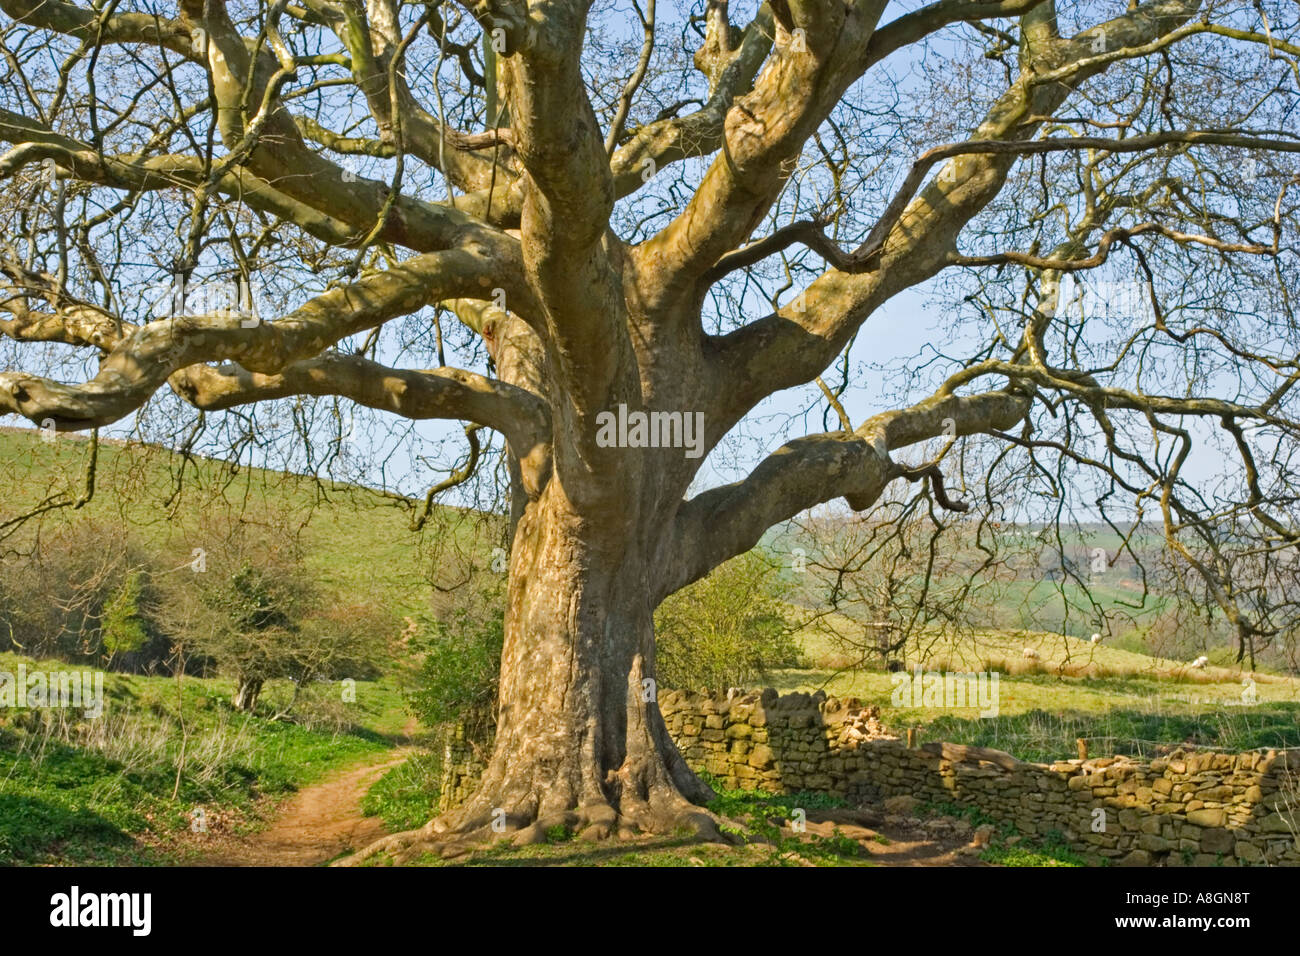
xmin=0 ymin=792 xmax=139 ymax=865
xmin=428 ymin=834 xmax=722 ymax=867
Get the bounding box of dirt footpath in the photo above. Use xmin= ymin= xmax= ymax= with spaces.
xmin=194 ymin=749 xmax=413 ymax=867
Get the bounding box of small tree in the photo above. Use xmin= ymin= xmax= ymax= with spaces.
xmin=154 ymin=507 xmax=317 ymax=713
xmin=99 ymin=569 xmax=153 ymax=665
xmin=200 ymin=560 xmax=315 ymax=712
xmin=790 ymin=498 xmax=1010 ymax=670
xmin=409 ymin=609 xmax=504 ymax=743
xmin=408 ymin=553 xmax=508 ymax=738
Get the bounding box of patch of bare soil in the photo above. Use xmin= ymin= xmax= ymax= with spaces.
xmin=191 ymin=749 xmax=414 ymax=867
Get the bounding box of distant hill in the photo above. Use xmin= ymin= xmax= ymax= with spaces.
xmin=0 ymin=427 xmax=496 ymax=619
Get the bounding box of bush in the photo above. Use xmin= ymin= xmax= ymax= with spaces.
xmin=406 ymin=556 xmax=507 ymax=740
xmin=0 ymin=516 xmax=164 ymax=668
xmin=408 ymin=608 xmax=503 ymax=739
xmin=101 ymin=570 xmax=151 ymax=658
xmin=655 ymin=551 xmax=803 ymax=694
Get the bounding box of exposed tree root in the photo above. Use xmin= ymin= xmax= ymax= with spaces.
xmin=335 ymin=796 xmax=738 ymax=866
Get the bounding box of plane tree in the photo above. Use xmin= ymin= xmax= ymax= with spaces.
xmin=2 ymin=0 xmax=1299 ymax=856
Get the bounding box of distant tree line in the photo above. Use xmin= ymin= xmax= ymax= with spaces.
xmin=0 ymin=509 xmax=392 ymax=712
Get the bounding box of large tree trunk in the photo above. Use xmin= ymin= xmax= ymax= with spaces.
xmin=443 ymin=483 xmax=716 ymax=842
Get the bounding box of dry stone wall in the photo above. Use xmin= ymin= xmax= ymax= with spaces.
xmin=443 ymin=687 xmax=1300 ymax=866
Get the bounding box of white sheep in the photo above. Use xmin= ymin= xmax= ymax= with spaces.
xmin=1189 ymin=655 xmax=1209 ymax=669
xmin=1022 ymin=647 xmax=1040 ymax=660
xmin=1090 ymin=633 xmax=1102 ymax=644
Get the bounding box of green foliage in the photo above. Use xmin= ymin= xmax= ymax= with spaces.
xmin=216 ymin=563 xmax=300 ymax=634
xmin=360 ymin=753 xmax=443 ymax=831
xmin=656 ymin=551 xmax=804 ymax=694
xmin=545 ymin=824 xmax=573 ymax=844
xmin=979 ymin=832 xmax=1092 ymax=867
xmin=0 ymin=652 xmax=400 ymax=864
xmin=0 ymin=733 xmax=148 ymax=864
xmin=100 ymin=570 xmax=151 ymax=658
xmin=157 ymin=529 xmax=390 ymax=713
xmin=816 ymin=829 xmax=863 ymax=859
xmin=408 ymin=608 xmax=503 ymax=736
xmin=0 ymin=432 xmax=462 ymax=678
xmin=704 ymin=775 xmax=847 ymax=818
xmin=915 ymin=801 xmax=1091 ymax=866
xmin=0 ymin=514 xmax=162 ymax=667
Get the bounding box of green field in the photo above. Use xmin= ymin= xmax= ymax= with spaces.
xmin=0 ymin=427 xmax=492 ymax=618
xmin=773 ymin=615 xmax=1300 ymax=761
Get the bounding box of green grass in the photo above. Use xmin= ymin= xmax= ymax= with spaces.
xmin=702 ymin=777 xmax=869 ymax=865
xmin=920 ymin=800 xmax=1009 ymax=833
xmin=775 ymin=614 xmax=1300 ymax=763
xmin=980 ymin=840 xmax=1091 ymax=867
xmin=545 ymin=824 xmax=574 ymax=844
xmin=0 ymin=651 xmax=408 ymax=865
xmin=917 ymin=701 xmax=1300 ymax=763
xmin=919 ymin=802 xmax=1091 ymax=867
xmin=975 ymin=819 xmax=1095 ymax=867
xmin=360 ymin=752 xmax=444 ymax=831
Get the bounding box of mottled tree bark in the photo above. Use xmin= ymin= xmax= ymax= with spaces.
xmin=232 ymin=676 xmax=263 ymax=714
xmin=448 ymin=482 xmax=715 ymax=841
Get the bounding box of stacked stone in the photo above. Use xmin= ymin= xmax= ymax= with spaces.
xmin=442 ymin=687 xmax=1300 ymax=866
xmin=436 ymin=722 xmax=490 ymax=813
xmin=661 ymin=689 xmax=1300 ymax=866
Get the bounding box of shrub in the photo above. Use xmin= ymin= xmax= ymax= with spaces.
xmin=154 ymin=514 xmax=391 ymax=714
xmin=655 ymin=551 xmax=803 ymax=694
xmin=101 ymin=570 xmax=152 ymax=659
xmin=408 ymin=608 xmax=503 ymax=740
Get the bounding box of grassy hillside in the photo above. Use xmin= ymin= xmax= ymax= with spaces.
xmin=0 ymin=650 xmax=408 ymax=865
xmin=0 ymin=427 xmax=492 ymax=618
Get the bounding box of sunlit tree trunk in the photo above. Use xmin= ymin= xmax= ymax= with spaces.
xmin=447 ymin=481 xmax=715 ymax=840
